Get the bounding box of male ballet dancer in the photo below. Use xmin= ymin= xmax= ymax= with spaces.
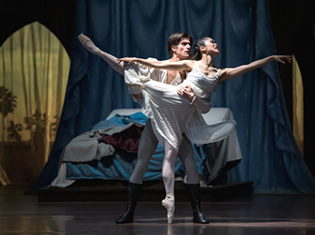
xmin=78 ymin=32 xmax=208 ymax=224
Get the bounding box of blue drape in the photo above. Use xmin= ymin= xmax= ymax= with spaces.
xmin=28 ymin=0 xmax=315 ymax=193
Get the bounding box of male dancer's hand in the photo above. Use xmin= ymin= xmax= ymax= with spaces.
xmin=177 ymin=84 xmax=196 ymax=102
xmin=117 ymin=57 xmax=135 ymax=66
xmin=132 ymin=93 xmax=143 ymax=99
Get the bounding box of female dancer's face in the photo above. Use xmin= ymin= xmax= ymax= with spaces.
xmin=172 ymin=38 xmax=191 ymax=60
xmin=203 ymin=37 xmax=219 ymax=56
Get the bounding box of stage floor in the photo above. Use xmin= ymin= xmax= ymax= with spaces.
xmin=1 ymin=186 xmax=315 ymax=234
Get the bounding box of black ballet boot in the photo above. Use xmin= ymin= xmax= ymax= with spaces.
xmin=115 ymin=182 xmax=142 ymax=224
xmin=186 ymin=184 xmax=209 ymax=224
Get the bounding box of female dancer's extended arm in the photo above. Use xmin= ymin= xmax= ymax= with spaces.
xmin=218 ymin=55 xmax=292 ymax=83
xmin=117 ymin=57 xmax=194 ymax=72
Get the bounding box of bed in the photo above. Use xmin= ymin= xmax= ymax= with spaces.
xmin=50 ymin=108 xmax=242 ymax=188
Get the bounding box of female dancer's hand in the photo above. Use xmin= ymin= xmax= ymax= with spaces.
xmin=272 ymin=55 xmax=292 ymax=64
xmin=177 ymin=84 xmax=196 ymax=102
xmin=117 ymin=57 xmax=136 ymax=66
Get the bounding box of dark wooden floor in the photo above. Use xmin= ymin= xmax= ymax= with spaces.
xmin=36 ymin=180 xmax=254 ymax=203
xmin=1 ymin=185 xmax=315 ymax=234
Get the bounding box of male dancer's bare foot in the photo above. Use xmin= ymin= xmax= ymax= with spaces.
xmin=77 ymin=33 xmax=101 ymax=55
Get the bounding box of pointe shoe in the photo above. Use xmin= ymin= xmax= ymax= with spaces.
xmin=162 ymin=199 xmax=175 ymax=224
xmin=77 ymin=33 xmax=101 ymax=55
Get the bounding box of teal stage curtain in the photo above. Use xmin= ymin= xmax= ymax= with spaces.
xmin=28 ymin=0 xmax=315 ymax=193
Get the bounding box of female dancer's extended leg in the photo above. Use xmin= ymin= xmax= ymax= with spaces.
xmin=78 ymin=33 xmax=124 ymax=75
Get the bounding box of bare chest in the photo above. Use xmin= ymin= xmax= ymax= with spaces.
xmin=166 ymin=70 xmax=179 ymax=84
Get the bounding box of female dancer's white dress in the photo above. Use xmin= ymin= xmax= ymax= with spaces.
xmin=124 ymin=61 xmax=236 ymax=152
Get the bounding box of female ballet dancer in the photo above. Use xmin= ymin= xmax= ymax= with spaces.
xmin=118 ymin=36 xmax=292 ymax=222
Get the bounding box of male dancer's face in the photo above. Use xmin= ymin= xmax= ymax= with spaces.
xmin=171 ymin=38 xmax=191 ymax=60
